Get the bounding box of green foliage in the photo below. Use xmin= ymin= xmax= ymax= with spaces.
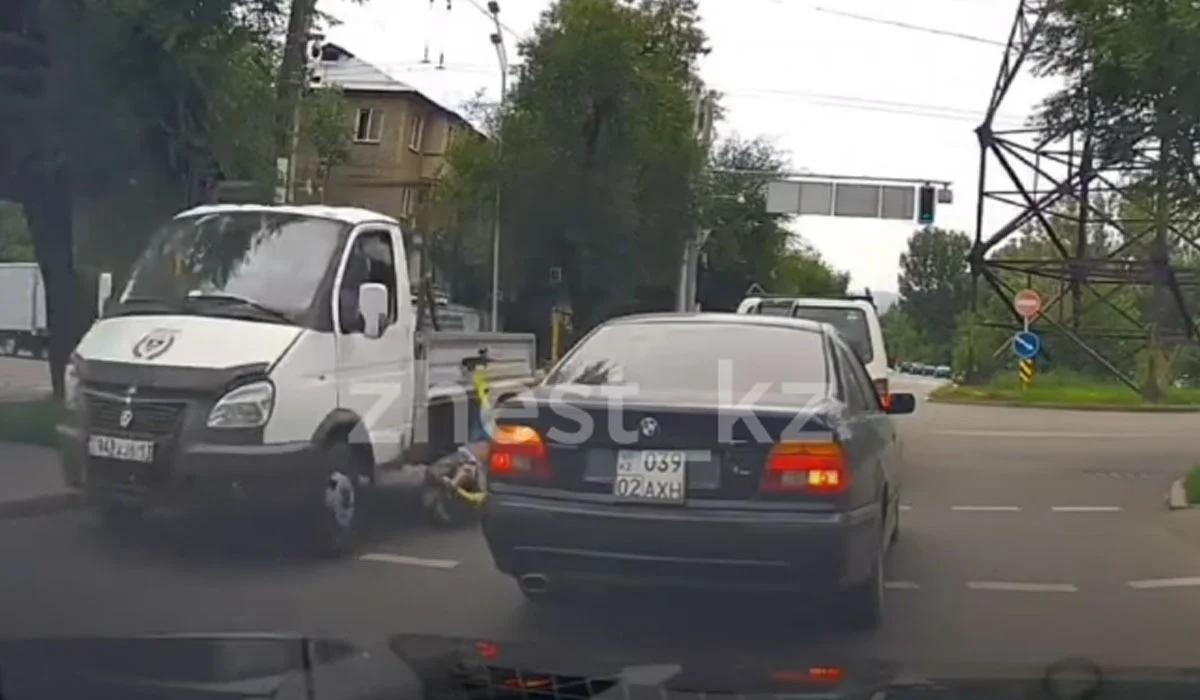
xmin=896 ymin=227 xmax=972 ymax=364
xmin=433 ymin=0 xmax=711 ymax=341
xmin=0 ymin=201 xmax=34 ymax=262
xmin=300 ymin=86 xmax=354 ymax=201
xmin=697 ymin=137 xmax=847 ymax=309
xmin=1030 ymin=0 xmax=1200 ymax=196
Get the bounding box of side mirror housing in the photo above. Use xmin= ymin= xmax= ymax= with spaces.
xmin=885 ymin=392 xmax=916 ymax=415
xmin=358 ymin=282 xmax=390 ymax=339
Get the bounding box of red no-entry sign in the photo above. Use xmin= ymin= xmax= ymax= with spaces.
xmin=1014 ymin=289 xmax=1042 ymax=319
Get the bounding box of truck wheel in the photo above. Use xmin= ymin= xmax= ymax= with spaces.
xmin=309 ymin=443 xmax=359 ymax=557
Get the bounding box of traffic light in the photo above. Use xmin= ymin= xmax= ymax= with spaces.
xmin=917 ymin=184 xmax=936 ymax=225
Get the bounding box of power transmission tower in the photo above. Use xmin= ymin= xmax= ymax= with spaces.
xmin=970 ymin=0 xmax=1200 ymax=397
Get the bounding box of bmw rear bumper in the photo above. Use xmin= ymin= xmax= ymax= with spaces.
xmin=481 ymin=492 xmax=881 ymax=592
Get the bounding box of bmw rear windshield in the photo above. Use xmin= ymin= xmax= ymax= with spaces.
xmin=543 ymin=321 xmax=828 ymax=402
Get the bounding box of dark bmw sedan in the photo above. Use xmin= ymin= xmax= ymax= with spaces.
xmin=480 ymin=313 xmax=915 ymax=630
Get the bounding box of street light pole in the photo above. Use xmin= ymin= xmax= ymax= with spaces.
xmin=487 ymin=2 xmax=507 ymax=332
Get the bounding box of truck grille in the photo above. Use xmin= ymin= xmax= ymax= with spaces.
xmin=84 ymin=395 xmax=185 ymax=436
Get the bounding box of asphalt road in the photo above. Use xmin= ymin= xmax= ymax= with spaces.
xmin=4 ymin=375 xmax=1200 ymax=671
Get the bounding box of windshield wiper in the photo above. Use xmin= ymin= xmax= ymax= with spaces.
xmin=184 ymin=293 xmax=295 ymax=324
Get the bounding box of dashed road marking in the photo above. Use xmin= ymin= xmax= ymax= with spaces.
xmin=952 ymin=505 xmax=1021 ymax=512
xmin=1051 ymin=506 xmax=1122 ymax=512
xmin=967 ymin=581 xmax=1078 ymax=593
xmin=1127 ymin=577 xmax=1200 ymax=590
xmin=359 ymin=553 xmax=461 ymax=569
xmin=885 ymin=580 xmax=920 ymax=590
xmin=932 ymin=430 xmax=1150 ymax=439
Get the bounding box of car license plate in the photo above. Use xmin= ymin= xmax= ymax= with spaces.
xmin=614 ymin=450 xmax=686 ymax=503
xmin=87 ymin=435 xmax=155 ymax=463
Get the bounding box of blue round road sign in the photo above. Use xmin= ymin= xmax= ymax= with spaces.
xmin=1013 ymin=331 xmax=1040 ymax=359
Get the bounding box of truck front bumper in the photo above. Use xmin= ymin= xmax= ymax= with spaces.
xmin=60 ymin=425 xmax=326 ymax=511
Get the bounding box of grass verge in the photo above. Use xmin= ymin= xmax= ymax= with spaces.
xmin=0 ymin=397 xmax=65 ymax=448
xmin=929 ymin=372 xmax=1200 ymax=410
xmin=1184 ymin=466 xmax=1200 ymax=505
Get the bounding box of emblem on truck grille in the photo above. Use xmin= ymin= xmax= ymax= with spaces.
xmin=118 ymin=408 xmax=134 ymax=429
xmin=132 ymin=328 xmax=177 ymax=360
xmin=639 ymin=417 xmax=659 ymax=437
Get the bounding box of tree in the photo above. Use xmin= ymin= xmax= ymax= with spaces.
xmin=0 ymin=201 xmax=33 ymax=262
xmin=897 ymin=227 xmax=971 ymax=362
xmin=0 ymin=0 xmax=284 ymax=395
xmin=434 ymin=0 xmax=710 ymax=347
xmin=696 ymin=136 xmax=847 ymax=309
xmin=300 ymin=87 xmax=353 ymax=202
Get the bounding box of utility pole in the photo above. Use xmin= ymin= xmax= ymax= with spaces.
xmin=276 ymin=0 xmax=318 ymax=203
xmin=677 ymin=90 xmax=716 ymax=312
xmin=487 ymin=1 xmax=507 ymax=332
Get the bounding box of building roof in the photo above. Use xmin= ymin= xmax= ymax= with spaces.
xmin=316 ymin=43 xmax=477 ymax=132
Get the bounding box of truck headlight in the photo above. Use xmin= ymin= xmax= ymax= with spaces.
xmin=207 ymin=381 xmax=275 ymax=429
xmin=64 ymin=362 xmax=80 ymax=412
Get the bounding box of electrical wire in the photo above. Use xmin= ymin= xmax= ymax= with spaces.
xmin=321 ymin=62 xmax=1028 ymax=125
xmin=810 ymin=6 xmax=1007 ymax=47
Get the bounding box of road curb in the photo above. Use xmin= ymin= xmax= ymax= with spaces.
xmin=927 ymin=396 xmax=1200 ymax=413
xmin=0 ymin=491 xmax=83 ymax=521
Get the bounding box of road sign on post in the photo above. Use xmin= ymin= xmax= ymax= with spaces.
xmin=1013 ymin=289 xmax=1042 ymax=321
xmin=1019 ymin=359 xmax=1036 ymax=386
xmin=1013 ymin=331 xmax=1040 ymax=360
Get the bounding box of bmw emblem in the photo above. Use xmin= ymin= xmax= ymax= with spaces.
xmin=118 ymin=408 xmax=134 ymax=429
xmin=639 ymin=417 xmax=659 ymax=438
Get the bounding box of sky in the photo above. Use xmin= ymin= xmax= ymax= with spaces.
xmin=320 ymin=0 xmax=1064 ymax=293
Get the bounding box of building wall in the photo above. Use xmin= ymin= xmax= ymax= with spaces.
xmin=297 ymin=90 xmax=467 ymax=226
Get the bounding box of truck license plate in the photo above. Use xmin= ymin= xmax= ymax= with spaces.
xmin=614 ymin=450 xmax=686 ymax=503
xmin=87 ymin=435 xmax=155 ymax=463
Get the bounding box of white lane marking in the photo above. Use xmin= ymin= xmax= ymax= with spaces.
xmin=885 ymin=580 xmax=920 ymax=590
xmin=359 ymin=553 xmax=460 ymax=569
xmin=932 ymin=430 xmax=1149 ymax=439
xmin=952 ymin=505 xmax=1021 ymax=512
xmin=1051 ymin=506 xmax=1122 ymax=512
xmin=899 ymin=504 xmax=912 ymax=511
xmin=967 ymin=581 xmax=1078 ymax=593
xmin=1127 ymin=577 xmax=1200 ymax=590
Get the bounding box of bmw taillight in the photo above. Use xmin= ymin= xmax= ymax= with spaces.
xmin=488 ymin=425 xmax=550 ymax=481
xmin=760 ymin=441 xmax=848 ymax=494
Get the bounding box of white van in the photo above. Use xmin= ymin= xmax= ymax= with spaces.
xmin=59 ymin=204 xmax=537 ymax=554
xmin=736 ymin=295 xmax=890 ymax=397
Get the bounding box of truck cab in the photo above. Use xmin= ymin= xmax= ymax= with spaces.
xmin=59 ymin=204 xmax=535 ymax=554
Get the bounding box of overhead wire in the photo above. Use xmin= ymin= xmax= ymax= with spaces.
xmin=323 ymin=61 xmax=1028 ymax=126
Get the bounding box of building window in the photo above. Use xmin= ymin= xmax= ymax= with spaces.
xmin=401 ymin=187 xmax=416 ymax=216
xmin=354 ymin=108 xmax=383 ymax=143
xmin=408 ymin=115 xmax=425 ymax=152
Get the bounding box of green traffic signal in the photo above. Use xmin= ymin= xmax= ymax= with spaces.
xmin=917 ymin=184 xmax=936 ymax=225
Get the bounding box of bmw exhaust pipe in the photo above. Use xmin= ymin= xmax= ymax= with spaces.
xmin=519 ymin=573 xmax=549 ymax=595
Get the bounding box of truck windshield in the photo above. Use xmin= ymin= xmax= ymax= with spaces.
xmin=118 ymin=211 xmax=347 ymax=320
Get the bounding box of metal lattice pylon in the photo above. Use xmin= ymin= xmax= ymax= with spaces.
xmin=969 ymin=0 xmax=1200 ymax=392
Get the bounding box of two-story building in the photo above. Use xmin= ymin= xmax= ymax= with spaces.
xmin=296 ymin=43 xmax=480 ymax=230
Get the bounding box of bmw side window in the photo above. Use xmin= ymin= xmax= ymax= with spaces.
xmin=836 ymin=343 xmax=872 ymax=412
xmin=829 ymin=340 xmax=863 ymax=412
xmin=841 ymin=341 xmax=882 ymax=412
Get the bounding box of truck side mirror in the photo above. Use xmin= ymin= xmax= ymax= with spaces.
xmin=358 ymin=282 xmax=390 ymax=339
